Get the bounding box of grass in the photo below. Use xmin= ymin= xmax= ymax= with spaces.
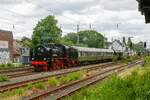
xmin=15 ymin=88 xmax=24 ymax=95
xmin=63 ymin=64 xmax=150 ymax=100
xmin=59 ymin=71 xmax=85 ymax=84
xmin=27 ymin=82 xmax=45 ymax=90
xmin=32 ymin=82 xmax=45 ymax=90
xmin=113 ymin=55 xmax=140 ymax=64
xmin=0 ymin=75 xmax=9 ymax=82
xmin=0 ymin=88 xmax=25 ymax=99
xmin=0 ymin=63 xmax=24 ymax=69
xmin=47 ymin=71 xmax=86 ymax=87
xmin=0 ymin=70 xmax=86 ymax=99
xmin=144 ymin=56 xmax=150 ymax=67
xmin=27 ymin=83 xmax=34 ymax=90
xmin=48 ymin=77 xmax=60 ymax=86
xmin=0 ymin=82 xmax=45 ymax=99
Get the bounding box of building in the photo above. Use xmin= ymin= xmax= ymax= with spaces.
xmin=13 ymin=40 xmax=30 ymax=64
xmin=109 ymin=40 xmax=125 ymax=53
xmin=109 ymin=39 xmax=136 ymax=56
xmin=0 ymin=30 xmax=13 ymax=63
xmin=13 ymin=40 xmax=23 ymax=62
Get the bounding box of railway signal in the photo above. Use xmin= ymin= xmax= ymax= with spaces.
xmin=144 ymin=42 xmax=147 ymax=48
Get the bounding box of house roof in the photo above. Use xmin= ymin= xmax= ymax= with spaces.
xmin=0 ymin=29 xmax=12 ymax=33
xmin=112 ymin=39 xmax=124 ymax=47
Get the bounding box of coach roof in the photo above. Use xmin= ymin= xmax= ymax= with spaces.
xmin=72 ymin=46 xmax=113 ymax=53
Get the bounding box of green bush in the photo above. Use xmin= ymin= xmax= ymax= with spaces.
xmin=112 ymin=55 xmax=119 ymax=62
xmin=0 ymin=88 xmax=25 ymax=98
xmin=27 ymin=83 xmax=34 ymax=90
xmin=14 ymin=63 xmax=23 ymax=67
xmin=15 ymin=88 xmax=24 ymax=95
xmin=48 ymin=77 xmax=60 ymax=86
xmin=0 ymin=64 xmax=5 ymax=68
xmin=64 ymin=68 xmax=150 ymax=100
xmin=0 ymin=63 xmax=24 ymax=69
xmin=60 ymin=71 xmax=84 ymax=84
xmin=34 ymin=82 xmax=45 ymax=90
xmin=7 ymin=63 xmax=12 ymax=67
xmin=0 ymin=75 xmax=9 ymax=82
xmin=144 ymin=56 xmax=150 ymax=67
xmin=130 ymin=55 xmax=140 ymax=60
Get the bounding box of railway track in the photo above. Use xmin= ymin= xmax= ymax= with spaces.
xmin=0 ymin=66 xmax=33 ymax=74
xmin=0 ymin=66 xmax=32 ymax=73
xmin=4 ymin=70 xmax=36 ymax=78
xmin=0 ymin=62 xmax=114 ymax=93
xmin=0 ymin=66 xmax=34 ymax=78
xmin=22 ymin=60 xmax=143 ymax=100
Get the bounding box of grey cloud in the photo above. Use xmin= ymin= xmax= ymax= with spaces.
xmin=29 ymin=0 xmax=100 ymax=15
xmin=0 ymin=0 xmax=24 ymax=5
xmin=0 ymin=0 xmax=149 ymax=46
xmin=100 ymin=0 xmax=137 ymax=11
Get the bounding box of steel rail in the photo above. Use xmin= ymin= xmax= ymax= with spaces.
xmin=22 ymin=60 xmax=143 ymax=100
xmin=0 ymin=62 xmax=113 ymax=93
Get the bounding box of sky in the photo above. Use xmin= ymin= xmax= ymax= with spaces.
xmin=0 ymin=0 xmax=150 ymax=47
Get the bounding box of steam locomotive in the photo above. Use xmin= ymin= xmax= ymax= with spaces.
xmin=30 ymin=44 xmax=122 ymax=71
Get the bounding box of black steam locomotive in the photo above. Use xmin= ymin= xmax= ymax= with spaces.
xmin=30 ymin=44 xmax=122 ymax=71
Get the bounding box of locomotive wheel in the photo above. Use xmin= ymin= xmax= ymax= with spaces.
xmin=53 ymin=59 xmax=65 ymax=70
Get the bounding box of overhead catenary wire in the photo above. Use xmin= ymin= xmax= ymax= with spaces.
xmin=0 ymin=0 xmax=93 ymax=32
xmin=25 ymin=0 xmax=93 ymax=30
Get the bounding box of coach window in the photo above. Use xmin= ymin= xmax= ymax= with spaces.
xmin=82 ymin=52 xmax=84 ymax=56
xmin=81 ymin=52 xmax=83 ymax=56
xmin=86 ymin=52 xmax=88 ymax=56
xmin=83 ymin=52 xmax=85 ymax=56
xmin=98 ymin=52 xmax=100 ymax=56
xmin=88 ymin=52 xmax=90 ymax=56
xmin=79 ymin=52 xmax=82 ymax=57
xmin=100 ymin=52 xmax=102 ymax=56
xmin=98 ymin=52 xmax=101 ymax=56
xmin=95 ymin=52 xmax=97 ymax=56
xmin=97 ymin=52 xmax=99 ymax=56
xmin=79 ymin=52 xmax=81 ymax=57
xmin=103 ymin=52 xmax=105 ymax=57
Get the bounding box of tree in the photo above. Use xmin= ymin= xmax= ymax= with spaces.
xmin=62 ymin=32 xmax=88 ymax=47
xmin=122 ymin=37 xmax=126 ymax=46
xmin=63 ymin=32 xmax=77 ymax=45
xmin=20 ymin=37 xmax=32 ymax=48
xmin=78 ymin=30 xmax=106 ymax=48
xmin=63 ymin=30 xmax=106 ymax=48
xmin=127 ymin=37 xmax=133 ymax=49
xmin=59 ymin=38 xmax=74 ymax=46
xmin=133 ymin=41 xmax=145 ymax=55
xmin=32 ymin=15 xmax=62 ymax=47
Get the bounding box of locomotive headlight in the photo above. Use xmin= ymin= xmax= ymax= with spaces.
xmin=32 ymin=58 xmax=34 ymax=60
xmin=44 ymin=58 xmax=46 ymax=60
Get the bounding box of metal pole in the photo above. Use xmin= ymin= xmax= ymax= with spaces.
xmin=77 ymin=24 xmax=80 ymax=45
xmin=89 ymin=24 xmax=92 ymax=30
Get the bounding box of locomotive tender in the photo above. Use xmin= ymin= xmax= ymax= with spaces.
xmin=30 ymin=44 xmax=121 ymax=71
